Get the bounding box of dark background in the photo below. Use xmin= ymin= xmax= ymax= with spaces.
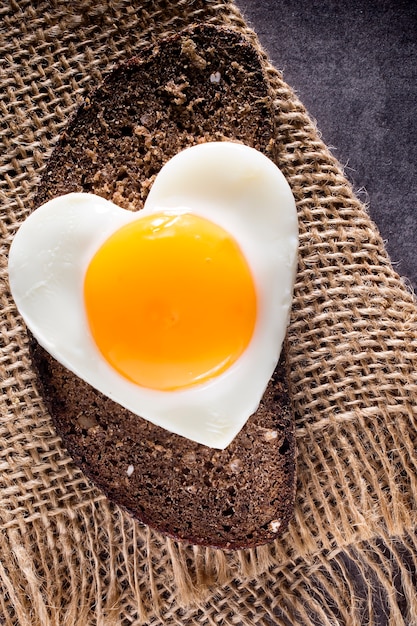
xmin=236 ymin=0 xmax=417 ymax=292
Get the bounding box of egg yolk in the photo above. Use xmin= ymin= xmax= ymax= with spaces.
xmin=84 ymin=212 xmax=257 ymax=391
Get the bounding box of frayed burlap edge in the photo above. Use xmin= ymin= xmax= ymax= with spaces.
xmin=1 ymin=1 xmax=417 ymax=624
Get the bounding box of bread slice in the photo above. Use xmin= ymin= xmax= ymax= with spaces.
xmin=30 ymin=24 xmax=296 ymax=549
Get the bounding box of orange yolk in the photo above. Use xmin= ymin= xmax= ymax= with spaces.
xmin=84 ymin=212 xmax=257 ymax=391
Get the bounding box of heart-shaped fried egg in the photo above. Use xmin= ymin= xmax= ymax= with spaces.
xmin=9 ymin=142 xmax=298 ymax=448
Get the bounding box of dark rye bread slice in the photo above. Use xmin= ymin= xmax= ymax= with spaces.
xmin=30 ymin=24 xmax=296 ymax=549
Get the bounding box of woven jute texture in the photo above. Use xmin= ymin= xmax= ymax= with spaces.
xmin=2 ymin=1 xmax=417 ymax=624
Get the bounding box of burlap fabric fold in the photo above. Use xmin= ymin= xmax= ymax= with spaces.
xmin=1 ymin=1 xmax=417 ymax=624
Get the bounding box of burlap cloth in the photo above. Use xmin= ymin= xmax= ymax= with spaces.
xmin=1 ymin=1 xmax=417 ymax=624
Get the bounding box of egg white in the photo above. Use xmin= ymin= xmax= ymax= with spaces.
xmin=8 ymin=142 xmax=298 ymax=449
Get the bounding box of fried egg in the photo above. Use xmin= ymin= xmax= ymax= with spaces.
xmin=8 ymin=142 xmax=298 ymax=449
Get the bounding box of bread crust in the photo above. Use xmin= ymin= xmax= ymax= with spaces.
xmin=30 ymin=24 xmax=296 ymax=549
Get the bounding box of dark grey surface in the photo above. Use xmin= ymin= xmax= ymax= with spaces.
xmin=237 ymin=0 xmax=417 ymax=291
